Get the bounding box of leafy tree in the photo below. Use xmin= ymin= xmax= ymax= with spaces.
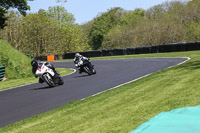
xmin=0 ymin=5 xmax=90 ymax=57
xmin=186 ymin=22 xmax=200 ymax=41
xmin=89 ymin=7 xmax=124 ymax=50
xmin=80 ymin=20 xmax=94 ymax=39
xmin=102 ymin=1 xmax=187 ymax=49
xmin=3 ymin=0 xmax=200 ymax=56
xmin=101 ymin=25 xmax=133 ymax=49
xmin=120 ymin=8 xmax=144 ymax=27
xmin=0 ymin=0 xmax=30 ymax=29
xmin=47 ymin=6 xmax=75 ymax=26
xmin=101 ymin=9 xmax=145 ymax=49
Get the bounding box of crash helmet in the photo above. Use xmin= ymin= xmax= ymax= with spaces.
xmin=75 ymin=53 xmax=81 ymax=58
xmin=31 ymin=60 xmax=38 ymax=67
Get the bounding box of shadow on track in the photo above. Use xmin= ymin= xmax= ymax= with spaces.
xmin=31 ymin=86 xmax=53 ymax=90
xmin=74 ymin=74 xmax=91 ymax=78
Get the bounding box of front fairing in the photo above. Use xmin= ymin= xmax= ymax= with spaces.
xmin=35 ymin=63 xmax=55 ymax=77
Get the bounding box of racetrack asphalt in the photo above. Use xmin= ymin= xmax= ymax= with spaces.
xmin=0 ymin=58 xmax=188 ymax=127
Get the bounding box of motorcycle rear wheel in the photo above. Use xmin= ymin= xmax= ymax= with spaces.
xmin=92 ymin=69 xmax=96 ymax=74
xmin=58 ymin=77 xmax=64 ymax=85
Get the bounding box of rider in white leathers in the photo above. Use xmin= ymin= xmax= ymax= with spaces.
xmin=31 ymin=60 xmax=60 ymax=83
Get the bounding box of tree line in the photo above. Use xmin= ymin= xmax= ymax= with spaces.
xmin=82 ymin=0 xmax=200 ymax=50
xmin=1 ymin=0 xmax=200 ymax=58
xmin=0 ymin=6 xmax=90 ymax=57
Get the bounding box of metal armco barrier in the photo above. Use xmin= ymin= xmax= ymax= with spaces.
xmin=0 ymin=66 xmax=5 ymax=81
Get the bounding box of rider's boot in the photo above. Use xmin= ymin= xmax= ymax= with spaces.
xmin=79 ymin=69 xmax=82 ymax=74
xmin=79 ymin=67 xmax=83 ymax=74
xmin=53 ymin=74 xmax=59 ymax=84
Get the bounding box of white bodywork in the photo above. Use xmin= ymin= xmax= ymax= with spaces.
xmin=35 ymin=62 xmax=55 ymax=78
xmin=75 ymin=60 xmax=83 ymax=67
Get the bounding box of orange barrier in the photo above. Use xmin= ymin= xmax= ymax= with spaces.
xmin=47 ymin=55 xmax=55 ymax=61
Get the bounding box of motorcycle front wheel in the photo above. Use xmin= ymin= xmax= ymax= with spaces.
xmin=83 ymin=66 xmax=92 ymax=75
xmin=43 ymin=73 xmax=55 ymax=87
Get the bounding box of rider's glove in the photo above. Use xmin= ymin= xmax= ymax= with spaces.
xmin=75 ymin=64 xmax=78 ymax=68
xmin=78 ymin=62 xmax=82 ymax=67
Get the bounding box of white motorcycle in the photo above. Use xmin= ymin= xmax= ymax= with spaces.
xmin=35 ymin=62 xmax=64 ymax=87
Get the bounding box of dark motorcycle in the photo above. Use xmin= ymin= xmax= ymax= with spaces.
xmin=81 ymin=60 xmax=96 ymax=75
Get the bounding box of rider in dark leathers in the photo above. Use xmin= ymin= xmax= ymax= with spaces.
xmin=31 ymin=60 xmax=60 ymax=83
xmin=73 ymin=53 xmax=90 ymax=74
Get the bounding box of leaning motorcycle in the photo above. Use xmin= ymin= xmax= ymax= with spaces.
xmin=35 ymin=62 xmax=64 ymax=87
xmin=79 ymin=60 xmax=96 ymax=75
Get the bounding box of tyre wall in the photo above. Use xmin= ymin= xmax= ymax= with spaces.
xmin=35 ymin=42 xmax=200 ymax=60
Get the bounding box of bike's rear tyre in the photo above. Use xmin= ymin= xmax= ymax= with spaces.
xmin=58 ymin=77 xmax=64 ymax=85
xmin=92 ymin=69 xmax=96 ymax=74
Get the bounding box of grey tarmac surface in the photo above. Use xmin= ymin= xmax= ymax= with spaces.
xmin=0 ymin=58 xmax=188 ymax=127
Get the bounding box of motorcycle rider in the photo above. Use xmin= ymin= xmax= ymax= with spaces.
xmin=31 ymin=60 xmax=60 ymax=83
xmin=74 ymin=53 xmax=90 ymax=74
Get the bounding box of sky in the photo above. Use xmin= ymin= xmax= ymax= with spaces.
xmin=27 ymin=0 xmax=175 ymax=24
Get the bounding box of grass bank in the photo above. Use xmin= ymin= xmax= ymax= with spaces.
xmin=0 ymin=40 xmax=32 ymax=79
xmin=1 ymin=50 xmax=200 ymax=132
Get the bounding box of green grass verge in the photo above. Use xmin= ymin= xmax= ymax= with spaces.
xmin=0 ymin=68 xmax=74 ymax=91
xmin=1 ymin=51 xmax=200 ymax=133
